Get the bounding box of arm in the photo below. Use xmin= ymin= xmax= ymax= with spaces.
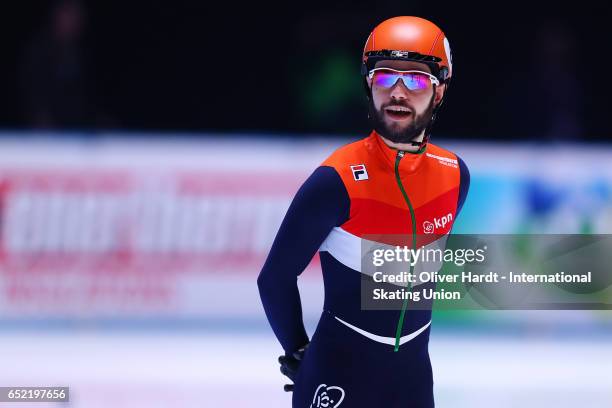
xmin=457 ymin=156 xmax=470 ymax=216
xmin=257 ymin=165 xmax=350 ymax=353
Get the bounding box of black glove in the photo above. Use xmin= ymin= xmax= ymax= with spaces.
xmin=278 ymin=343 xmax=309 ymax=392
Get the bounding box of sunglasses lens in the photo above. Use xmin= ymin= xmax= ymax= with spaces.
xmin=373 ymin=71 xmax=401 ymax=88
xmin=372 ymin=71 xmax=432 ymax=91
xmin=402 ymin=73 xmax=431 ymax=91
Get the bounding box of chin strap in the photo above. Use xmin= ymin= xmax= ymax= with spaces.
xmin=405 ymin=106 xmax=436 ymax=151
xmin=416 ymin=79 xmax=451 ymax=150
xmin=416 ymin=112 xmax=436 ymax=150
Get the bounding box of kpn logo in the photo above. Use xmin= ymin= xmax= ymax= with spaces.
xmin=423 ymin=213 xmax=453 ymax=234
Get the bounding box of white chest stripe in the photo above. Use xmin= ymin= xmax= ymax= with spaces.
xmin=319 ymin=227 xmax=449 ymax=287
xmin=319 ymin=227 xmax=364 ymax=271
xmin=334 ymin=315 xmax=431 ymax=346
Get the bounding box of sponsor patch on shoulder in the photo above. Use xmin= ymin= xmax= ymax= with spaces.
xmin=426 ymin=152 xmax=458 ymax=168
xmin=350 ymin=164 xmax=369 ymax=181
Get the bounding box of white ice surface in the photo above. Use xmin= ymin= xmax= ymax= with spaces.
xmin=0 ymin=331 xmax=610 ymax=407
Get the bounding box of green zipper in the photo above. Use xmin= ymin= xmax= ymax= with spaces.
xmin=393 ymin=150 xmax=418 ymax=352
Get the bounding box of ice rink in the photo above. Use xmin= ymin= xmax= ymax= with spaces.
xmin=0 ymin=138 xmax=610 ymax=407
xmin=1 ymin=328 xmax=610 ymax=407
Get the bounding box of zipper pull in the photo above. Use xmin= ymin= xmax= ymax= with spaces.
xmin=397 ymin=150 xmax=405 ymax=158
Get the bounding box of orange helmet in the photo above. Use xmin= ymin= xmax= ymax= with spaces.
xmin=362 ymin=16 xmax=453 ymax=84
xmin=362 ymin=17 xmax=453 ymax=146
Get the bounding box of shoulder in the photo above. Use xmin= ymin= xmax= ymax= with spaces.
xmin=424 ymin=143 xmax=461 ymax=167
xmin=425 ymin=143 xmax=470 ymax=176
xmin=428 ymin=143 xmax=471 ymax=211
xmin=321 ymin=134 xmax=375 ymax=167
xmin=301 ymin=165 xmax=346 ymax=195
xmin=426 ymin=142 xmax=470 ymax=197
xmin=290 ymin=166 xmax=349 ymax=226
xmin=320 ymin=133 xmax=378 ymax=183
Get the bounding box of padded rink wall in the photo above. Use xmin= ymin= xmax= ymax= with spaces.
xmin=0 ymin=133 xmax=610 ymax=328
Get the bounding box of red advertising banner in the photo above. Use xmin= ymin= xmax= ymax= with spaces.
xmin=0 ymin=168 xmax=320 ymax=318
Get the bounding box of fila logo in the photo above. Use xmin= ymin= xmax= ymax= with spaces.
xmin=423 ymin=213 xmax=453 ymax=234
xmin=350 ymin=164 xmax=369 ymax=181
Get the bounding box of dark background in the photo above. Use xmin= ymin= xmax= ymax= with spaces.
xmin=0 ymin=0 xmax=610 ymax=140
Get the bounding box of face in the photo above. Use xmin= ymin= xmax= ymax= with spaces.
xmin=367 ymin=60 xmax=445 ymax=145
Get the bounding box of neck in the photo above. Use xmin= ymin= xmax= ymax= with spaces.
xmin=379 ymin=131 xmax=426 ymax=153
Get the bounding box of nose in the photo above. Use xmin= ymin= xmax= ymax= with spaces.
xmin=389 ymin=78 xmax=410 ymax=101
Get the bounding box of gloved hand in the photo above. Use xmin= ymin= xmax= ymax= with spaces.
xmin=278 ymin=343 xmax=309 ymax=392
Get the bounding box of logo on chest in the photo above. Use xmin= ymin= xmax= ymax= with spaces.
xmin=350 ymin=164 xmax=369 ymax=181
xmin=423 ymin=212 xmax=453 ymax=234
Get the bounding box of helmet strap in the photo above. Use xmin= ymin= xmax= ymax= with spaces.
xmin=420 ymin=78 xmax=451 ymax=149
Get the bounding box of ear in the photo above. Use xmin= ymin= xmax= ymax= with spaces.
xmin=366 ymin=76 xmax=373 ymax=90
xmin=434 ymin=83 xmax=446 ymax=107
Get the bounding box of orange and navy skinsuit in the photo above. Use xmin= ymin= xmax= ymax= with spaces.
xmin=258 ymin=131 xmax=469 ymax=407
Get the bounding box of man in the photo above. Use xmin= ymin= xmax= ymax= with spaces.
xmin=258 ymin=16 xmax=470 ymax=407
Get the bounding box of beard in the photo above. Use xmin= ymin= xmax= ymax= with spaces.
xmin=368 ymin=93 xmax=436 ymax=144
